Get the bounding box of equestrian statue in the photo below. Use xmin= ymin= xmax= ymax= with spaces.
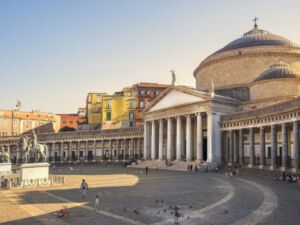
xmin=18 ymin=130 xmax=48 ymax=163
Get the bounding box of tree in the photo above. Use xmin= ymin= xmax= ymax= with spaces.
xmin=59 ymin=126 xmax=76 ymax=132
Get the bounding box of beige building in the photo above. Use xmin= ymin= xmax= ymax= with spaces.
xmin=143 ymin=22 xmax=300 ymax=172
xmin=1 ymin=22 xmax=300 ymax=172
xmin=0 ymin=109 xmax=60 ymax=136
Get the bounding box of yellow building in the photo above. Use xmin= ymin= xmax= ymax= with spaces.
xmin=101 ymin=90 xmax=136 ymax=130
xmin=86 ymin=93 xmax=106 ymax=127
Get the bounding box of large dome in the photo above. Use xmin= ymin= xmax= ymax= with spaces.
xmin=194 ymin=23 xmax=300 ymax=92
xmin=213 ymin=26 xmax=300 ymax=55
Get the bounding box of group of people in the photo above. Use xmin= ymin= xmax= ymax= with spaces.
xmin=279 ymin=172 xmax=300 ymax=184
xmin=0 ymin=176 xmax=8 ymax=189
xmin=225 ymin=164 xmax=240 ymax=176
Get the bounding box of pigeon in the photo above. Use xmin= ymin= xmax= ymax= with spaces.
xmin=224 ymin=209 xmax=228 ymax=214
xmin=155 ymin=200 xmax=159 ymax=203
xmin=133 ymin=209 xmax=139 ymax=214
xmin=161 ymin=200 xmax=164 ymax=203
xmin=123 ymin=208 xmax=127 ymax=212
xmin=189 ymin=205 xmax=193 ymax=209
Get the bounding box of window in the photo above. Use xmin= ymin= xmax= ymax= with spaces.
xmin=146 ymin=90 xmax=150 ymax=96
xmin=129 ymin=100 xmax=135 ymax=109
xmin=140 ymin=90 xmax=144 ymax=95
xmin=267 ymin=147 xmax=271 ymax=159
xmin=129 ymin=112 xmax=134 ymax=120
xmin=130 ymin=121 xmax=134 ymax=127
xmin=139 ymin=101 xmax=144 ymax=108
xmin=107 ymin=100 xmax=112 ymax=109
xmin=106 ymin=111 xmax=111 ymax=121
xmin=155 ymin=90 xmax=159 ymax=96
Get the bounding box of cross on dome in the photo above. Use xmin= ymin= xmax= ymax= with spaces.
xmin=253 ymin=17 xmax=259 ymax=28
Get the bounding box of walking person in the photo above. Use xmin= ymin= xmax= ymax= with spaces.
xmin=95 ymin=195 xmax=100 ymax=211
xmin=174 ymin=205 xmax=179 ymax=225
xmin=145 ymin=166 xmax=148 ymax=175
xmin=282 ymin=171 xmax=286 ymax=183
xmin=80 ymin=179 xmax=88 ymax=199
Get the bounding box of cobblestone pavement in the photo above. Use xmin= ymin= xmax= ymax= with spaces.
xmin=0 ymin=164 xmax=299 ymax=225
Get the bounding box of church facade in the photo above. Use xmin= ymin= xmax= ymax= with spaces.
xmin=143 ymin=23 xmax=300 ymax=172
xmin=1 ymin=22 xmax=300 ymax=172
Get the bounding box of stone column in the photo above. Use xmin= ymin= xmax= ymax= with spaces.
xmin=85 ymin=141 xmax=88 ymax=162
xmin=259 ymin=127 xmax=266 ymax=169
xmin=207 ymin=112 xmax=221 ymax=163
xmin=68 ymin=142 xmax=72 ymax=162
xmin=77 ymin=141 xmax=80 ymax=162
xmin=109 ymin=139 xmax=112 ymax=161
xmin=239 ymin=129 xmax=244 ymax=165
xmin=151 ymin=121 xmax=156 ymax=160
xmin=101 ymin=141 xmax=104 ymax=161
xmin=124 ymin=139 xmax=128 ymax=160
xmin=249 ymin=127 xmax=255 ymax=168
xmin=131 ymin=138 xmax=135 ymax=160
xmin=137 ymin=138 xmax=141 ymax=160
xmin=117 ymin=139 xmax=120 ymax=161
xmin=282 ymin=124 xmax=288 ymax=170
xmin=93 ymin=140 xmax=96 ymax=162
xmin=158 ymin=119 xmax=164 ymax=160
xmin=229 ymin=130 xmax=233 ymax=163
xmin=196 ymin=113 xmax=203 ymax=161
xmin=144 ymin=122 xmax=151 ymax=159
xmin=60 ymin=142 xmax=64 ymax=162
xmin=52 ymin=142 xmax=55 ymax=162
xmin=186 ymin=115 xmax=192 ymax=161
xmin=270 ymin=125 xmax=277 ymax=170
xmin=233 ymin=130 xmax=238 ymax=163
xmin=176 ymin=116 xmax=182 ymax=161
xmin=167 ymin=118 xmax=173 ymax=160
xmin=293 ymin=121 xmax=299 ymax=172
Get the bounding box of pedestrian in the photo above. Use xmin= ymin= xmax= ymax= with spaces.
xmin=95 ymin=195 xmax=100 ymax=210
xmin=195 ymin=165 xmax=198 ymax=172
xmin=0 ymin=176 xmax=4 ymax=188
xmin=80 ymin=179 xmax=88 ymax=199
xmin=205 ymin=165 xmax=209 ymax=173
xmin=281 ymin=172 xmax=286 ymax=183
xmin=174 ymin=205 xmax=179 ymax=225
xmin=215 ymin=166 xmax=218 ymax=173
xmin=145 ymin=166 xmax=148 ymax=175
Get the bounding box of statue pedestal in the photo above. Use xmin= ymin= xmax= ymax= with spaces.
xmin=20 ymin=163 xmax=49 ymax=180
xmin=0 ymin=163 xmax=12 ymax=175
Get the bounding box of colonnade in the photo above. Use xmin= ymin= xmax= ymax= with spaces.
xmin=144 ymin=112 xmax=210 ymax=161
xmin=45 ymin=137 xmax=143 ymax=162
xmin=224 ymin=121 xmax=300 ymax=171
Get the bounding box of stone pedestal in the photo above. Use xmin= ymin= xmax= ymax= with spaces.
xmin=20 ymin=163 xmax=49 ymax=180
xmin=0 ymin=163 xmax=12 ymax=175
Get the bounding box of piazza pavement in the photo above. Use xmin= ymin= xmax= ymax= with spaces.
xmin=0 ymin=164 xmax=300 ymax=225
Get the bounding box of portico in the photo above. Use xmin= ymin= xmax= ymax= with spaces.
xmin=143 ymin=85 xmax=238 ymax=165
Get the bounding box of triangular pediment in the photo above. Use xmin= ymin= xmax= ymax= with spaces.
xmin=147 ymin=88 xmax=206 ymax=112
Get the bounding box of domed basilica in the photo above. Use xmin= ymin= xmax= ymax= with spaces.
xmin=143 ymin=21 xmax=300 ymax=172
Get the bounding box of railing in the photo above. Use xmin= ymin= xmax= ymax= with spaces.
xmin=1 ymin=175 xmax=65 ymax=189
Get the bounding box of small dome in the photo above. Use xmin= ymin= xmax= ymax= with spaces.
xmin=213 ymin=25 xmax=300 ymax=55
xmin=254 ymin=62 xmax=300 ymax=82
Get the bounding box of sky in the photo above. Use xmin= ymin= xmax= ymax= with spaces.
xmin=1 ymin=0 xmax=300 ymax=113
